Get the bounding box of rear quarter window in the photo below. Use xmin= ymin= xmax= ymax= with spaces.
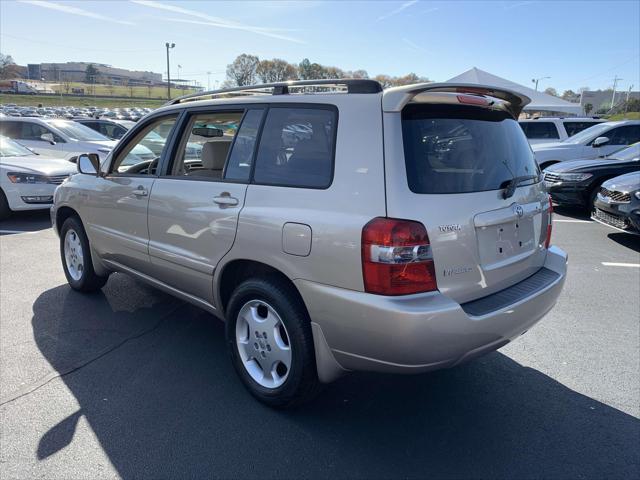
xmin=253 ymin=106 xmax=336 ymax=189
xmin=403 ymin=104 xmax=539 ymax=194
xmin=519 ymin=121 xmax=560 ymax=139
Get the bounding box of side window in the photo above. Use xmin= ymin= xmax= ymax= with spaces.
xmin=20 ymin=122 xmax=49 ymax=141
xmin=608 ymin=125 xmax=640 ymax=145
xmin=110 ymin=116 xmax=177 ymax=175
xmin=522 ymin=122 xmax=559 ymax=139
xmin=253 ymin=107 xmax=336 ymax=188
xmin=169 ymin=111 xmax=243 ymax=179
xmin=563 ymin=122 xmax=596 ymax=137
xmin=0 ymin=121 xmax=21 ymax=138
xmin=224 ymin=109 xmax=264 ymax=182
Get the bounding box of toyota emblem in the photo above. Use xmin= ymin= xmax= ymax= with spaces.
xmin=514 ymin=204 xmax=524 ymax=217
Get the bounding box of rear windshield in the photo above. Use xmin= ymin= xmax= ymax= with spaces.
xmin=402 ymin=104 xmax=539 ymax=194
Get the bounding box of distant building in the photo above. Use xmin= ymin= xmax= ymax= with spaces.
xmin=26 ymin=62 xmax=162 ymax=86
xmin=580 ymin=89 xmax=640 ymax=114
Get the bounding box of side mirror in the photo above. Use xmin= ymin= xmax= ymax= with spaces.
xmin=77 ymin=153 xmax=101 ymax=176
xmin=40 ymin=133 xmax=56 ymax=145
xmin=592 ymin=136 xmax=610 ymax=148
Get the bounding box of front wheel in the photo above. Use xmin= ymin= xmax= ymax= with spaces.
xmin=226 ymin=277 xmax=321 ymax=408
xmin=60 ymin=216 xmax=109 ymax=292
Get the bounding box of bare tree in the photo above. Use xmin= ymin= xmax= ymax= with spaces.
xmin=256 ymin=58 xmax=297 ymax=83
xmin=62 ymin=76 xmax=72 ymax=94
xmin=0 ymin=53 xmax=20 ymax=79
xmin=226 ymin=54 xmax=259 ymax=86
xmin=544 ymin=87 xmax=559 ymax=97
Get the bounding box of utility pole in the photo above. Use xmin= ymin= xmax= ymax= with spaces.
xmin=165 ymin=42 xmax=175 ymax=100
xmin=611 ymin=76 xmax=622 ymax=110
xmin=207 ymin=71 xmax=212 ymax=90
xmin=532 ymin=76 xmax=550 ymax=91
xmin=177 ymin=64 xmax=182 ymax=90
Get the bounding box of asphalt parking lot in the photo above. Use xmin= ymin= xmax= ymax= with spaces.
xmin=0 ymin=208 xmax=638 ymax=479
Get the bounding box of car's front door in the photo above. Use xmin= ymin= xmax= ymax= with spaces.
xmin=84 ymin=115 xmax=179 ymax=274
xmin=146 ymin=107 xmax=264 ymax=304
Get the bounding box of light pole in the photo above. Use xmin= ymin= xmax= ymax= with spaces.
xmin=177 ymin=64 xmax=182 ymax=90
xmin=207 ymin=71 xmax=212 ymax=90
xmin=531 ymin=76 xmax=551 ymax=91
xmin=165 ymin=42 xmax=175 ymax=100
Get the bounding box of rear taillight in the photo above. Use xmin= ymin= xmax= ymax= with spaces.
xmin=545 ymin=196 xmax=553 ymax=248
xmin=362 ymin=217 xmax=437 ymax=295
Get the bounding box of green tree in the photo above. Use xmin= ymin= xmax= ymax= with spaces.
xmin=85 ymin=64 xmax=99 ymax=83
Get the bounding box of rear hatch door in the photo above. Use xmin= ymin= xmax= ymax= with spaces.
xmin=384 ymin=98 xmax=551 ymax=304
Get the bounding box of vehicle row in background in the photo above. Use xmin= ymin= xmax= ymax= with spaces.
xmin=519 ymin=117 xmax=604 ymax=144
xmin=0 ymin=104 xmax=153 ymax=121
xmin=543 ymin=143 xmax=640 ymax=213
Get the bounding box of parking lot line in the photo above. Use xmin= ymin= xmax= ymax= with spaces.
xmin=601 ymin=262 xmax=640 ymax=268
xmin=553 ymin=219 xmax=591 ymax=223
xmin=0 ymin=230 xmax=40 ymax=235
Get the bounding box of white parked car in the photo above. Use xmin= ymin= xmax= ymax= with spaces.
xmin=0 ymin=136 xmax=76 ymax=219
xmin=532 ymin=120 xmax=640 ymax=170
xmin=519 ymin=117 xmax=604 ymax=144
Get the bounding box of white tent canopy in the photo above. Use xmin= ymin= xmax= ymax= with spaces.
xmin=447 ymin=67 xmax=582 ymax=116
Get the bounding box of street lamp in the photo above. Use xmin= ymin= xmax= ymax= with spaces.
xmin=177 ymin=64 xmax=182 ymax=90
xmin=165 ymin=42 xmax=175 ymax=100
xmin=531 ymin=76 xmax=551 ymax=91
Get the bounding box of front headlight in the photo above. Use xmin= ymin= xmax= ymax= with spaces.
xmin=634 ymin=191 xmax=640 ymax=200
xmin=6 ymin=172 xmax=49 ymax=184
xmin=557 ymin=173 xmax=593 ymax=182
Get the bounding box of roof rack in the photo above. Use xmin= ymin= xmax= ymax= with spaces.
xmin=166 ymin=79 xmax=383 ymax=105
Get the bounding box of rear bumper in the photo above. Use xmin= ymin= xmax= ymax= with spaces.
xmin=297 ymin=246 xmax=567 ymax=382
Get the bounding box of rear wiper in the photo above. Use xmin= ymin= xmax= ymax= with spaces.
xmin=501 ymin=174 xmax=540 ymax=199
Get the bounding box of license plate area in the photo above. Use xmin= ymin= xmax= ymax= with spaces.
xmin=475 ymin=214 xmax=541 ymax=270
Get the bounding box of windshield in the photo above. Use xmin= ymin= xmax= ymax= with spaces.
xmin=0 ymin=136 xmax=36 ymax=157
xmin=563 ymin=122 xmax=614 ymax=144
xmin=402 ymin=104 xmax=539 ymax=194
xmin=609 ymin=143 xmax=640 ymax=161
xmin=46 ymin=120 xmax=110 ymax=142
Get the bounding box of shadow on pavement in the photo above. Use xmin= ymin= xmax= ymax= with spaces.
xmin=31 ymin=276 xmax=639 ymax=479
xmin=608 ymin=232 xmax=640 ymax=253
xmin=0 ymin=210 xmax=52 ymax=235
xmin=552 ymin=205 xmax=591 ymax=220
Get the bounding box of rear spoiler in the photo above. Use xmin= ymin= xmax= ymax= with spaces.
xmin=382 ymin=82 xmax=531 ymax=118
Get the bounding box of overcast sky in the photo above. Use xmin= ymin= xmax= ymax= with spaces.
xmin=1 ymin=0 xmax=639 ymax=92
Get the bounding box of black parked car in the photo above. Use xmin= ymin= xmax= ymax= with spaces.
xmin=543 ymin=143 xmax=640 ymax=210
xmin=592 ymin=171 xmax=640 ymax=232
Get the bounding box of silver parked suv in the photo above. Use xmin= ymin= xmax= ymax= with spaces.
xmin=52 ymin=80 xmax=568 ymax=407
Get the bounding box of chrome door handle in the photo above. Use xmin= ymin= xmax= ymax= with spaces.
xmin=132 ymin=186 xmax=148 ymax=197
xmin=213 ymin=193 xmax=239 ymax=206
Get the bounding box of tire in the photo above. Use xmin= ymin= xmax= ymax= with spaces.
xmin=59 ymin=216 xmax=108 ymax=292
xmin=226 ymin=277 xmax=321 ymax=408
xmin=0 ymin=189 xmax=11 ymax=220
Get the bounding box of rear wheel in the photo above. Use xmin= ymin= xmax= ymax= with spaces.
xmin=0 ymin=189 xmax=11 ymax=220
xmin=226 ymin=277 xmax=321 ymax=408
xmin=59 ymin=216 xmax=108 ymax=292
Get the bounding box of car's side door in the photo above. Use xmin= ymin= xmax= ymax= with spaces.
xmin=146 ymin=107 xmax=265 ymax=304
xmin=594 ymin=125 xmax=640 ymax=156
xmin=83 ymin=114 xmax=180 ymax=274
